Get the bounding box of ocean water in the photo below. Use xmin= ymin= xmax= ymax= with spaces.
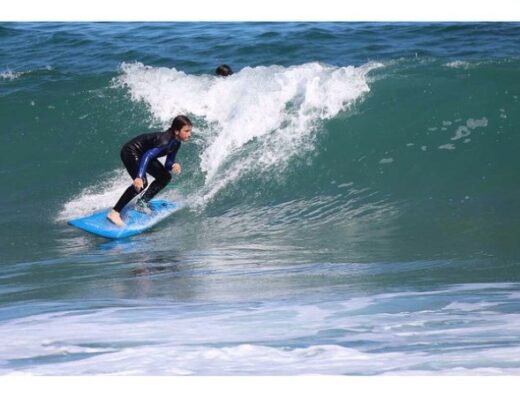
xmin=1 ymin=22 xmax=520 ymax=375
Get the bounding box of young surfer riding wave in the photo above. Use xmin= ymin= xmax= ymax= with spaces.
xmin=107 ymin=115 xmax=192 ymax=226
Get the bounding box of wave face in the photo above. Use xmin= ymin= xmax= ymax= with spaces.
xmin=2 ymin=22 xmax=520 ymax=375
xmin=58 ymin=56 xmax=518 ymax=262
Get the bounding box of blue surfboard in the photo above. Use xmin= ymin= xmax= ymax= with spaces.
xmin=68 ymin=199 xmax=178 ymax=239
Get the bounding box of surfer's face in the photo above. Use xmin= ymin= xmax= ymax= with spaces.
xmin=176 ymin=125 xmax=192 ymax=142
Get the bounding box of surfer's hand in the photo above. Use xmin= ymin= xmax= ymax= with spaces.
xmin=133 ymin=177 xmax=144 ymax=191
xmin=171 ymin=163 xmax=181 ymax=175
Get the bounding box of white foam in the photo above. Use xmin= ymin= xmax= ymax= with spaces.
xmin=466 ymin=117 xmax=488 ymax=129
xmin=450 ymin=117 xmax=488 ymax=141
xmin=58 ymin=170 xmax=129 ymax=221
xmin=451 ymin=126 xmax=471 ymax=141
xmin=1 ymin=66 xmax=52 ymax=80
xmin=0 ymin=69 xmax=23 ymax=80
xmin=113 ymin=61 xmax=383 ymax=207
xmin=442 ymin=301 xmax=496 ymax=312
xmin=3 ymin=283 xmax=520 ymax=375
xmin=439 ymin=144 xmax=456 ymax=150
xmin=3 ymin=295 xmax=520 ymax=375
xmin=444 ymin=60 xmax=472 ymax=69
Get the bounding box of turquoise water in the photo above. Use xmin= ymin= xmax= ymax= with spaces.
xmin=1 ymin=22 xmax=520 ymax=374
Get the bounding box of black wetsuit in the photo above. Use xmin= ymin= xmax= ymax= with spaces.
xmin=113 ymin=130 xmax=181 ymax=213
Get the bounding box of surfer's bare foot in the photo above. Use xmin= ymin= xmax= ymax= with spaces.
xmin=107 ymin=209 xmax=125 ymax=227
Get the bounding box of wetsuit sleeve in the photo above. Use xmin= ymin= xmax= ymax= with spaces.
xmin=164 ymin=151 xmax=178 ymax=171
xmin=137 ymin=147 xmax=164 ymax=178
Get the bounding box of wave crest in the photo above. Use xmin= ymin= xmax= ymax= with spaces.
xmin=114 ymin=61 xmax=383 ymax=205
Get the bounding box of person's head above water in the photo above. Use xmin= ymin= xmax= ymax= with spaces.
xmin=170 ymin=115 xmax=192 ymax=142
xmin=215 ymin=64 xmax=233 ymax=77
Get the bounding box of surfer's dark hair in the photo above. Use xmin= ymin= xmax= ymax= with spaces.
xmin=215 ymin=64 xmax=233 ymax=76
xmin=170 ymin=115 xmax=192 ymax=132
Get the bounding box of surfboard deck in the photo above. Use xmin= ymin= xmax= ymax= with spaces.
xmin=68 ymin=199 xmax=178 ymax=239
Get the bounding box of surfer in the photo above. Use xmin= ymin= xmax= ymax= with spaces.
xmin=107 ymin=115 xmax=192 ymax=226
xmin=215 ymin=64 xmax=233 ymax=76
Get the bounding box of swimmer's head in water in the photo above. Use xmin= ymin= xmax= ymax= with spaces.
xmin=215 ymin=64 xmax=233 ymax=76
